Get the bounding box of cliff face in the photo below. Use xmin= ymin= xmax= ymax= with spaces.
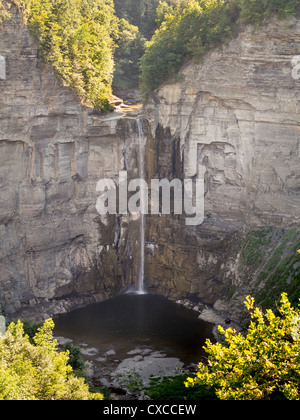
xmin=148 ymin=16 xmax=300 ymax=226
xmin=0 ymin=12 xmax=300 ymax=320
xmin=144 ymin=16 xmax=300 ymax=309
xmin=0 ymin=12 xmax=148 ymax=316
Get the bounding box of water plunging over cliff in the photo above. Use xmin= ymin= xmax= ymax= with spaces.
xmin=136 ymin=118 xmax=146 ymax=294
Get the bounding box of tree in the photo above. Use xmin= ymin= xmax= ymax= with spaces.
xmin=140 ymin=0 xmax=240 ymax=94
xmin=140 ymin=0 xmax=298 ymax=94
xmin=11 ymin=0 xmax=119 ymax=112
xmin=113 ymin=18 xmax=146 ymax=90
xmin=0 ymin=319 xmax=103 ymax=400
xmin=185 ymin=293 xmax=300 ymax=400
xmin=114 ymin=0 xmax=161 ymax=39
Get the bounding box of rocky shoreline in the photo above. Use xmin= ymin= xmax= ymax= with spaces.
xmin=54 ymin=337 xmax=197 ymax=400
xmin=173 ymin=298 xmax=244 ymax=340
xmin=8 ymin=290 xmax=243 ymax=334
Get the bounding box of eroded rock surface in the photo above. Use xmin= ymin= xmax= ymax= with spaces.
xmin=144 ymin=17 xmax=300 ymax=307
xmin=0 ymin=12 xmax=147 ymax=316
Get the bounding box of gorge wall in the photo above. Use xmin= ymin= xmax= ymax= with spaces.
xmin=0 ymin=11 xmax=300 ymax=321
xmin=0 ymin=11 xmax=150 ymax=317
xmin=144 ymin=16 xmax=300 ymax=316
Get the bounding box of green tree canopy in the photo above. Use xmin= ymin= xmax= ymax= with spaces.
xmin=140 ymin=0 xmax=298 ymax=94
xmin=0 ymin=318 xmax=103 ymax=400
xmin=114 ymin=0 xmax=160 ymax=39
xmin=113 ymin=17 xmax=146 ymax=90
xmin=140 ymin=0 xmax=240 ymax=94
xmin=185 ymin=293 xmax=300 ymax=400
xmin=10 ymin=0 xmax=119 ymax=112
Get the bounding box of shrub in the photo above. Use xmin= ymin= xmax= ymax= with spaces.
xmin=63 ymin=341 xmax=86 ymax=376
xmin=147 ymin=374 xmax=217 ymax=400
xmin=185 ymin=293 xmax=300 ymax=400
xmin=0 ymin=319 xmax=103 ymax=400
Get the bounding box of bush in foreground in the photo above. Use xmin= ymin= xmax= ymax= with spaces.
xmin=0 ymin=318 xmax=103 ymax=400
xmin=185 ymin=293 xmax=300 ymax=400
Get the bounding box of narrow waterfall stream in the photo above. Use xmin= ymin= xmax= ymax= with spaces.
xmin=136 ymin=118 xmax=146 ymax=294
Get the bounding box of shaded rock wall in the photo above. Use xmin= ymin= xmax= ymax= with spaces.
xmin=144 ymin=17 xmax=300 ymax=308
xmin=0 ymin=12 xmax=147 ymax=317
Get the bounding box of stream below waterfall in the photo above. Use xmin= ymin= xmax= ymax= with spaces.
xmin=53 ymin=293 xmax=214 ymax=395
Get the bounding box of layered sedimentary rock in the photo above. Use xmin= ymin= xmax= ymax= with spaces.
xmin=148 ymin=16 xmax=300 ymax=227
xmin=144 ymin=16 xmax=300 ymax=307
xmin=0 ymin=12 xmax=147 ymax=316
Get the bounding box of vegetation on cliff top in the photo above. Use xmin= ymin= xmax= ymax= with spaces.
xmin=1 ymin=0 xmax=298 ymax=108
xmin=1 ymin=0 xmax=119 ymax=112
xmin=140 ymin=0 xmax=299 ymax=94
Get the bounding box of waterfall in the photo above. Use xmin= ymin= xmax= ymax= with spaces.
xmin=136 ymin=118 xmax=146 ymax=295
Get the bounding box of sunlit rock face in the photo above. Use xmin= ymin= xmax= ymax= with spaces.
xmin=149 ymin=16 xmax=300 ymax=227
xmin=144 ymin=17 xmax=300 ymax=306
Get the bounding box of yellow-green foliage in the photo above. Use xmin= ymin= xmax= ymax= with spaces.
xmin=0 ymin=318 xmax=103 ymax=400
xmin=11 ymin=0 xmax=118 ymax=112
xmin=0 ymin=0 xmax=11 ymax=22
xmin=185 ymin=293 xmax=300 ymax=400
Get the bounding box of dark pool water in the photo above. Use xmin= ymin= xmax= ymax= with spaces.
xmin=53 ymin=293 xmax=214 ymax=366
